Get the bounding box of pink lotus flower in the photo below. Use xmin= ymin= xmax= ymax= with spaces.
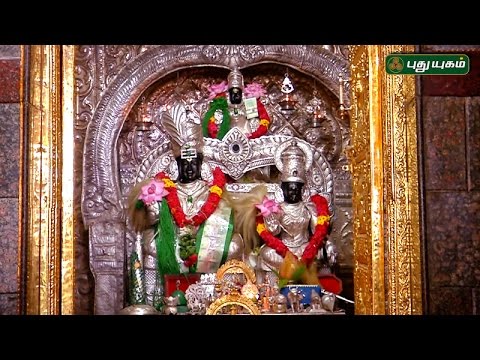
xmin=255 ymin=197 xmax=281 ymax=217
xmin=138 ymin=179 xmax=169 ymax=205
xmin=244 ymin=82 xmax=266 ymax=98
xmin=207 ymin=81 xmax=228 ymax=100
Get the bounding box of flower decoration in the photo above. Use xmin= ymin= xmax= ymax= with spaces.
xmin=203 ymin=97 xmax=230 ymax=140
xmin=203 ymin=80 xmax=271 ymax=140
xmin=255 ymin=194 xmax=331 ymax=265
xmin=207 ymin=81 xmax=228 ymax=100
xmin=247 ymin=99 xmax=271 ymax=140
xmin=208 ymin=115 xmax=220 ymax=138
xmin=255 ymin=196 xmax=281 ymax=217
xmin=153 ymin=167 xmax=227 ymax=270
xmin=155 ymin=167 xmax=226 ymax=228
xmin=244 ymin=82 xmax=266 ymax=98
xmin=138 ymin=179 xmax=169 ymax=206
xmin=183 ymin=254 xmax=198 ymax=268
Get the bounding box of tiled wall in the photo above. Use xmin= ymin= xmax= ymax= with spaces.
xmin=0 ymin=45 xmax=20 ymax=315
xmin=421 ymin=46 xmax=480 ymax=314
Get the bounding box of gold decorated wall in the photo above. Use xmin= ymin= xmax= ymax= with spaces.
xmin=349 ymin=45 xmax=422 ymax=314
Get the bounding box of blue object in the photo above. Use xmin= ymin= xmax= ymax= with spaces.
xmin=280 ymin=285 xmax=322 ymax=306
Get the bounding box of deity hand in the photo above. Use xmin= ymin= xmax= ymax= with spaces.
xmin=227 ymin=233 xmax=245 ymax=261
xmin=263 ymin=213 xmax=281 ymax=235
xmin=319 ymin=239 xmax=338 ymax=269
xmin=127 ymin=176 xmax=169 ymax=232
xmin=145 ymin=201 xmax=160 ymax=226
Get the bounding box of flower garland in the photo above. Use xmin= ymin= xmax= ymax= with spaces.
xmin=154 ymin=167 xmax=226 ymax=227
xmin=247 ymin=99 xmax=270 ymax=140
xmin=203 ymin=91 xmax=271 ymax=140
xmin=241 ymin=82 xmax=270 ymax=139
xmin=203 ymin=97 xmax=231 ymax=140
xmin=153 ymin=167 xmax=226 ymax=269
xmin=255 ymin=194 xmax=331 ymax=266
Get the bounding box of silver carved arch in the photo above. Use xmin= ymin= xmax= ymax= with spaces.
xmin=80 ymin=45 xmax=349 ymax=314
xmin=82 ymin=45 xmax=349 ymax=224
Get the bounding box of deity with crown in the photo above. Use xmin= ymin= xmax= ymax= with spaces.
xmin=127 ymin=103 xmax=244 ymax=309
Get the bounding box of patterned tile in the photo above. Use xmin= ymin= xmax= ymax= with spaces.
xmin=467 ymin=98 xmax=480 ymax=190
xmin=0 ymin=45 xmax=20 ymax=58
xmin=0 ymin=103 xmax=19 ymax=197
xmin=428 ymin=287 xmax=472 ymax=315
xmin=422 ymin=97 xmax=466 ymax=190
xmin=422 ymin=52 xmax=480 ymax=97
xmin=0 ymin=59 xmax=20 ymax=103
xmin=0 ymin=293 xmax=19 ymax=315
xmin=0 ymin=199 xmax=19 ymax=294
xmin=426 ymin=192 xmax=480 ymax=288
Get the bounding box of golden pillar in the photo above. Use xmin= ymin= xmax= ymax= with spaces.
xmin=20 ymin=45 xmax=422 ymax=315
xmin=20 ymin=45 xmax=75 ymax=314
xmin=349 ymin=45 xmax=422 ymax=314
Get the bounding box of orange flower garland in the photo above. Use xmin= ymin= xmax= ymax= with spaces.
xmin=255 ymin=194 xmax=331 ymax=265
xmin=154 ymin=167 xmax=226 ymax=270
xmin=154 ymin=167 xmax=226 ymax=228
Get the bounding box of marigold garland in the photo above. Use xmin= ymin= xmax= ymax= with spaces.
xmin=154 ymin=167 xmax=226 ymax=228
xmin=154 ymin=167 xmax=226 ymax=268
xmin=255 ymin=194 xmax=330 ymax=266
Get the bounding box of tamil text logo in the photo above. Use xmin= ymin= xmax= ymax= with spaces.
xmin=386 ymin=54 xmax=470 ymax=75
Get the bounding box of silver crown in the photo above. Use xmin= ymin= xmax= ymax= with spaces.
xmin=274 ymin=139 xmax=313 ymax=183
xmin=228 ymin=66 xmax=244 ymax=90
xmin=161 ymin=103 xmax=204 ymax=159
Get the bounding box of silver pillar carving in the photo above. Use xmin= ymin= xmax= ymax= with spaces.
xmin=89 ymin=221 xmax=126 ymax=314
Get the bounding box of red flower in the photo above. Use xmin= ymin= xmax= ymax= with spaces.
xmin=208 ymin=121 xmax=219 ymax=139
xmin=184 ymin=254 xmax=198 ymax=268
xmin=212 ymin=167 xmax=226 ymax=187
xmin=154 ymin=172 xmax=167 ymax=181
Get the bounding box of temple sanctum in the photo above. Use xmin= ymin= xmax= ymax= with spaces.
xmin=0 ymin=45 xmax=479 ymax=315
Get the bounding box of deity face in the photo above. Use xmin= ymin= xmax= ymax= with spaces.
xmin=177 ymin=155 xmax=202 ymax=184
xmin=281 ymin=181 xmax=304 ymax=204
xmin=229 ymin=87 xmax=243 ymax=105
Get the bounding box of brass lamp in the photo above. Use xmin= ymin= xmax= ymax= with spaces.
xmin=338 ymin=75 xmax=352 ymax=120
xmin=135 ymin=96 xmax=154 ymax=131
xmin=279 ymin=72 xmax=297 ymax=114
xmin=312 ymin=103 xmax=327 ymax=127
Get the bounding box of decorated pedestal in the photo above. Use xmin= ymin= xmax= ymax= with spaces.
xmin=280 ymin=284 xmax=322 ymax=307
